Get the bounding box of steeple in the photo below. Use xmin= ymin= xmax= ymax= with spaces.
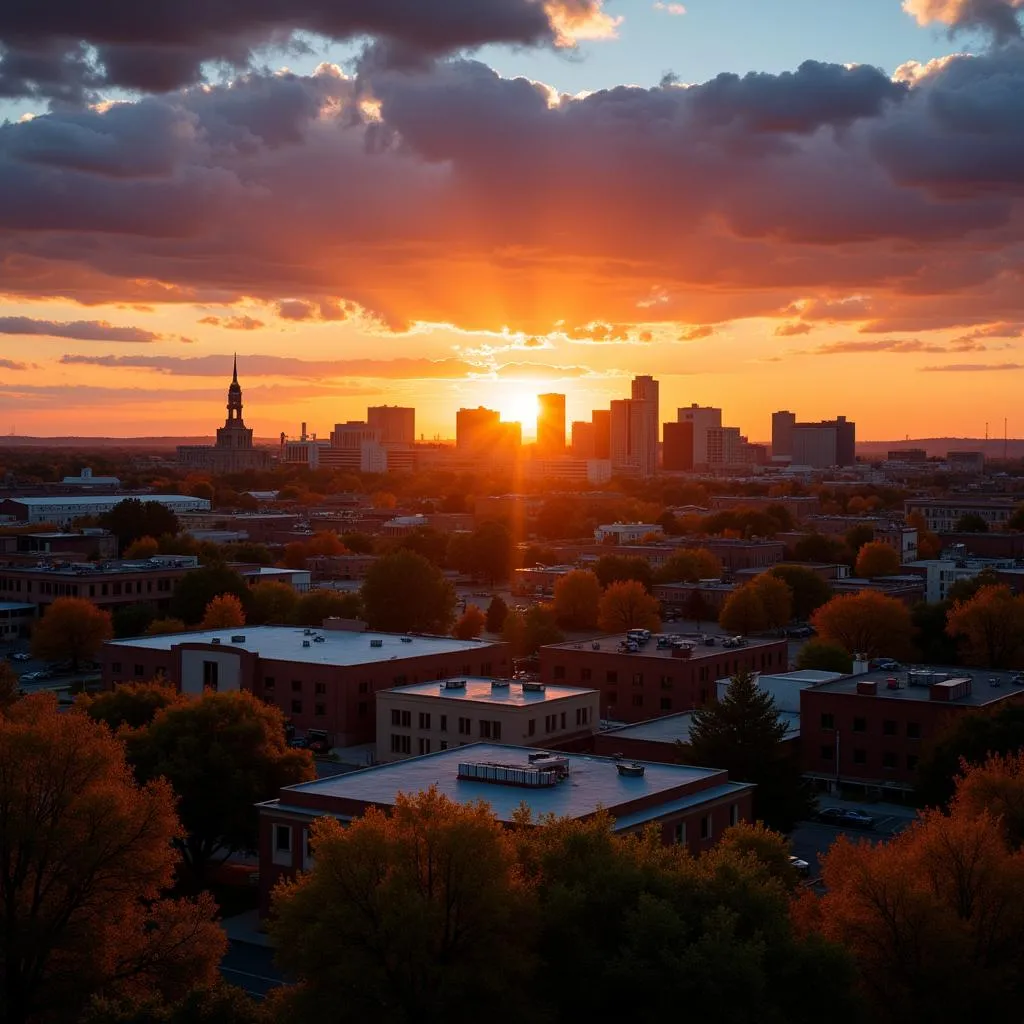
xmin=232 ymin=352 xmax=238 ymax=385
xmin=226 ymin=354 xmax=243 ymax=424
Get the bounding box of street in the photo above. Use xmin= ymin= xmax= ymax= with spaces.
xmin=220 ymin=941 xmax=286 ymax=999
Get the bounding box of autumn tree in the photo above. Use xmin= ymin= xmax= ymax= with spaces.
xmin=99 ymin=498 xmax=180 ymax=554
xmin=361 ymin=550 xmax=457 ymax=633
xmin=126 ymin=690 xmax=315 ymax=885
xmin=271 ymin=788 xmax=532 ymax=1024
xmin=485 ymin=595 xmax=508 ymax=633
xmin=795 ymin=639 xmax=853 ymax=673
xmin=686 ymin=669 xmax=812 ymax=831
xmin=684 ymin=588 xmax=713 ymax=627
xmin=854 ymin=540 xmax=901 ymax=577
xmin=768 ymin=564 xmax=832 ymax=620
xmin=718 ymin=584 xmax=768 ymax=635
xmin=654 ymin=548 xmax=723 ymax=584
xmin=597 ymin=580 xmax=661 ymax=633
xmin=248 ymin=579 xmax=299 ymax=624
xmin=0 ymin=661 xmax=21 ymax=713
xmin=31 ymin=596 xmax=113 ymax=670
xmin=124 ymin=535 xmax=160 ymax=559
xmin=553 ymin=569 xmax=601 ymax=630
xmin=0 ymin=695 xmax=225 ymax=1024
xmin=200 ymin=593 xmax=246 ymax=629
xmin=844 ymin=523 xmax=875 ymax=558
xmin=594 ymin=554 xmax=654 ymax=592
xmin=291 ymin=588 xmax=363 ymax=626
xmin=146 ymin=617 xmax=189 ymax=636
xmin=945 ymin=584 xmax=1024 ymax=668
xmin=501 ymin=608 xmax=528 ymax=658
xmin=810 ymin=590 xmax=914 ymax=660
xmin=78 ymin=680 xmax=185 ymax=732
xmin=908 ymin=511 xmax=941 ymax=560
xmin=953 ymin=751 xmax=1024 ymax=849
xmin=748 ymin=573 xmax=793 ymax=630
xmin=453 ymin=604 xmax=486 ymax=640
xmin=170 ymin=565 xmax=252 ymax=625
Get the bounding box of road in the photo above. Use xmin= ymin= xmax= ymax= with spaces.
xmin=220 ymin=941 xmax=286 ymax=999
xmin=790 ymin=801 xmax=917 ymax=877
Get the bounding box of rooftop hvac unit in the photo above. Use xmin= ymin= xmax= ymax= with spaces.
xmin=616 ymin=762 xmax=646 ymax=778
xmin=401 ymin=637 xmax=413 ymax=643
xmin=303 ymin=640 xmax=311 ymax=648
xmin=457 ymin=759 xmax=569 ymax=787
xmin=444 ymin=679 xmax=467 ymax=689
xmin=303 ymin=628 xmax=313 ymax=636
xmin=522 ymin=681 xmax=545 ymax=692
xmin=230 ymin=635 xmax=245 ymax=642
xmin=370 ymin=638 xmax=383 ymax=648
xmin=210 ymin=638 xmax=221 ymax=645
xmin=491 ymin=679 xmax=510 ymax=689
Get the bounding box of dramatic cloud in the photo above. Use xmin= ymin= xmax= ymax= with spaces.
xmin=0 ymin=0 xmax=613 ymax=101
xmin=0 ymin=358 xmax=28 ymax=370
xmin=921 ymin=361 xmax=1024 ymax=371
xmin=197 ymin=315 xmax=265 ymax=330
xmin=1 ymin=47 xmax=1024 ymax=337
xmin=807 ymin=337 xmax=990 ymax=355
xmin=679 ymin=325 xmax=716 ymax=341
xmin=774 ymin=322 xmax=813 ymax=336
xmin=903 ymin=0 xmax=1024 ymax=42
xmin=0 ymin=316 xmax=159 ymax=342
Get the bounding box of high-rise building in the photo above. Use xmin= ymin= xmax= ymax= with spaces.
xmin=610 ymin=399 xmax=657 ymax=478
xmin=456 ymin=407 xmax=521 ymax=457
xmin=677 ymin=404 xmax=722 ymax=467
xmin=790 ymin=416 xmax=856 ymax=468
xmin=536 ymin=394 xmax=566 ymax=455
xmin=367 ymin=406 xmax=415 ymax=445
xmin=631 ymin=376 xmax=660 ymax=456
xmin=771 ymin=410 xmax=796 ymax=459
xmin=662 ymin=421 xmax=694 ymax=471
xmin=571 ymin=420 xmax=596 ymax=458
xmin=592 ymin=410 xmax=611 ymax=460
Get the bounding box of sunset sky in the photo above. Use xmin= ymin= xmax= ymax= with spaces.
xmin=1 ymin=0 xmax=1023 ymax=441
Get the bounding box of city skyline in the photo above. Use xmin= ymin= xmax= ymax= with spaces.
xmin=0 ymin=1 xmax=1022 ymax=439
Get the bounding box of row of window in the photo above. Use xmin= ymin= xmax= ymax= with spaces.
xmin=266 ymin=678 xmax=329 ymax=694
xmin=820 ymin=746 xmax=919 ymax=771
xmin=607 ymin=692 xmax=707 ymax=709
xmin=551 ymin=650 xmax=784 ymax=687
xmin=820 ymin=713 xmax=921 ymax=738
xmin=0 ymin=576 xmax=174 ymax=596
xmin=671 ymin=805 xmax=740 ymax=844
xmin=389 ymin=735 xmax=450 ymax=755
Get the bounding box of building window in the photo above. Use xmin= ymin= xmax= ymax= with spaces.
xmin=730 ymin=805 xmax=739 ymax=826
xmin=358 ymin=681 xmax=369 ymax=694
xmin=440 ymin=741 xmax=448 ymax=750
xmin=545 ymin=714 xmax=556 ymax=733
xmin=480 ymin=720 xmax=492 ymax=739
xmin=632 ymin=695 xmax=643 ymax=707
xmin=358 ymin=701 xmax=367 ymax=717
xmin=883 ymin=751 xmax=897 ymax=769
xmin=820 ymin=744 xmax=834 ymax=761
xmin=660 ymin=697 xmax=672 ymax=711
xmin=291 ymin=680 xmax=302 ymax=692
xmin=315 ymin=703 xmax=326 ymax=717
xmin=418 ymin=738 xmax=431 ymax=755
xmin=632 ymin=673 xmax=643 ymax=686
xmin=907 ymin=754 xmax=920 ymax=771
xmin=906 ymin=722 xmax=921 ymax=739
xmin=853 ymin=748 xmax=867 ymax=765
xmin=264 ymin=677 xmax=275 ymax=690
xmin=852 ymin=717 xmax=867 ymax=733
xmin=274 ymin=824 xmax=291 ymax=854
xmin=458 ymin=717 xmax=471 ymax=735
xmin=419 ymin=712 xmax=431 ymax=730
xmin=606 ymin=671 xmax=618 ymax=684
xmin=674 ymin=822 xmax=686 ymax=845
xmin=315 ymin=682 xmax=326 ymax=695
xmin=134 ymin=664 xmax=144 ymax=677
xmin=883 ymin=719 xmax=897 ymax=736
xmin=528 ymin=718 xmax=536 ymax=736
xmin=493 ymin=721 xmax=502 ymax=741
xmin=699 ymin=688 xmax=708 ymax=704
xmin=576 ymin=707 xmax=590 ymax=726
xmin=660 ymin=675 xmax=672 ymax=690
xmin=202 ymin=661 xmax=219 ymax=691
xmin=560 ymin=712 xmax=566 ymax=729
xmin=700 ymin=815 xmax=712 ymax=841
xmin=390 ymin=734 xmax=411 ymax=755
xmin=291 ymin=699 xmax=302 ymax=714
xmin=111 ymin=661 xmax=121 ymax=674
xmin=553 ymin=665 xmax=566 ymax=680
xmin=581 ymin=668 xmax=592 ymax=682
xmin=401 ymin=710 xmax=411 ymax=728
xmin=820 ymin=713 xmax=835 ymax=730
xmin=440 ymin=715 xmax=448 ymax=732
xmin=391 ymin=708 xmax=401 ymax=726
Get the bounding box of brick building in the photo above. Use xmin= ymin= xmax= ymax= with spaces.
xmin=100 ymin=626 xmax=509 ymax=747
xmin=800 ymin=668 xmax=1024 ymax=795
xmin=256 ymin=743 xmax=755 ymax=914
xmin=539 ymin=634 xmax=790 ymax=722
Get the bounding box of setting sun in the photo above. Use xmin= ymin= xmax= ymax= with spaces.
xmin=498 ymin=389 xmax=540 ymax=433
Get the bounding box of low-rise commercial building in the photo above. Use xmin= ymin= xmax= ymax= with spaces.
xmin=594 ymin=523 xmax=664 ymax=545
xmin=100 ymin=625 xmax=510 ymax=747
xmin=801 ymin=667 xmax=1024 ymax=795
xmin=377 ymin=678 xmax=599 ymax=761
xmin=830 ymin=575 xmax=926 ymax=605
xmin=0 ymin=494 xmax=210 ymax=526
xmin=540 ymin=634 xmax=790 ymax=722
xmin=903 ymin=557 xmax=1016 ymax=603
xmin=256 ymin=743 xmax=756 ymax=913
xmin=904 ymin=497 xmax=1017 ymax=534
xmin=0 ymin=529 xmax=117 ymax=562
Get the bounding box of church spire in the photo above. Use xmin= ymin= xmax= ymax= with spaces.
xmin=232 ymin=352 xmax=238 ymax=385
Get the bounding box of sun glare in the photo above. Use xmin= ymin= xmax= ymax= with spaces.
xmin=501 ymin=389 xmax=540 ymax=430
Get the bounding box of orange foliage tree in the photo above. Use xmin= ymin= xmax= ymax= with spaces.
xmin=200 ymin=593 xmax=247 ymax=629
xmin=123 ymin=534 xmax=160 ymax=559
xmin=945 ymin=584 xmax=1024 ymax=668
xmin=654 ymin=548 xmax=723 ymax=584
xmin=553 ymin=569 xmax=602 ymax=630
xmin=31 ymin=596 xmax=113 ymax=671
xmin=0 ymin=695 xmax=225 ymax=1024
xmin=453 ymin=604 xmax=487 ymax=639
xmin=597 ymin=580 xmax=661 ymax=633
xmin=145 ymin=617 xmax=189 ymax=635
xmin=281 ymin=531 xmax=347 ymax=570
xmin=810 ymin=591 xmax=913 ymax=659
xmin=78 ymin=680 xmax=186 ymax=732
xmin=907 ymin=512 xmax=941 ymax=560
xmin=854 ymin=541 xmax=901 ymax=578
xmin=748 ymin=573 xmax=793 ymax=630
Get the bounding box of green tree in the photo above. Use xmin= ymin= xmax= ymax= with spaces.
xmin=126 ymin=690 xmax=315 ymax=885
xmin=248 ymin=580 xmax=300 ymax=624
xmin=485 ymin=595 xmax=508 ymax=633
xmin=553 ymin=569 xmax=602 ymax=630
xmin=170 ymin=565 xmax=252 ymax=626
xmin=466 ymin=520 xmax=514 ymax=583
xmin=501 ymin=608 xmax=528 ymax=658
xmin=654 ymin=548 xmax=723 ymax=584
xmin=686 ymin=669 xmax=813 ymax=831
xmin=0 ymin=661 xmax=22 ymax=713
xmin=1006 ymin=503 xmax=1024 ymax=532
xmin=844 ymin=523 xmax=875 ymax=558
xmin=795 ymin=639 xmax=853 ymax=673
xmin=718 ymin=585 xmax=768 ymax=635
xmin=594 ymin=554 xmax=654 ymax=592
xmin=955 ymin=512 xmax=989 ymax=533
xmin=768 ymin=564 xmax=832 ymax=620
xmin=947 ymin=566 xmax=1002 ymax=604
xmin=79 ymin=681 xmax=185 ymax=731
xmin=339 ymin=532 xmax=375 ymax=554
xmin=112 ymin=602 xmax=158 ymax=638
xmin=291 ymin=589 xmax=363 ymax=626
xmin=912 ymin=600 xmax=960 ymax=664
xmin=32 ymin=596 xmax=113 ymax=671
xmin=685 ymin=588 xmax=713 ymax=627
xmin=748 ymin=573 xmax=793 ymax=630
xmin=791 ymin=533 xmax=847 ymax=564
xmin=99 ymin=498 xmax=181 ymax=555
xmin=361 ymin=550 xmax=457 ymax=633
xmin=523 ymin=604 xmax=564 ymax=654
xmin=396 ymin=526 xmax=449 ymax=567
xmin=271 ymin=789 xmax=532 ymax=1024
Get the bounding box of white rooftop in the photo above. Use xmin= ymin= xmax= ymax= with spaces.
xmin=384 ymin=677 xmax=595 ymax=707
xmin=6 ymin=494 xmax=203 ymax=506
xmin=106 ymin=625 xmax=502 ymax=667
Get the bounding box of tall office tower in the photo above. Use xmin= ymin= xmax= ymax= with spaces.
xmin=456 ymin=407 xmax=500 ymax=451
xmin=571 ymin=420 xmax=596 ymax=458
xmin=772 ymin=410 xmax=796 ymax=459
xmin=610 ymin=399 xmax=657 ymax=478
xmin=367 ymin=406 xmax=415 ymax=444
xmin=677 ymin=404 xmax=722 ymax=467
xmin=330 ymin=421 xmax=381 ymax=449
xmin=631 ymin=374 xmax=660 ymax=443
xmin=591 ymin=409 xmax=611 ymax=459
xmin=662 ymin=421 xmax=695 ymax=471
xmin=835 ymin=415 xmax=856 ymax=467
xmin=536 ymin=393 xmax=566 ymax=455
xmin=790 ymin=415 xmax=857 ymax=468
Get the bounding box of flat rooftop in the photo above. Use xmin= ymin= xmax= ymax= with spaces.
xmin=5 ymin=494 xmax=202 ymax=506
xmin=544 ymin=633 xmax=784 ymax=660
xmin=600 ymin=709 xmax=801 ymax=747
xmin=106 ymin=625 xmax=502 ymax=667
xmin=269 ymin=742 xmax=746 ymax=827
xmin=384 ymin=678 xmax=596 ymax=707
xmin=810 ymin=667 xmax=1024 ymax=707
xmin=2 ymin=557 xmax=196 ymax=576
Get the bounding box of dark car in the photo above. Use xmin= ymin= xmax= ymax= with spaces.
xmin=817 ymin=807 xmax=875 ymax=830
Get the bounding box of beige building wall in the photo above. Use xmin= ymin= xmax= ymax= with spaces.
xmin=376 ymin=681 xmax=600 ymax=761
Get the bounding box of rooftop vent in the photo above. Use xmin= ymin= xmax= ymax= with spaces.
xmin=401 ymin=636 xmax=413 ymax=643
xmin=302 ymin=640 xmax=311 ymax=648
xmin=303 ymin=628 xmax=313 ymax=636
xmin=522 ymin=681 xmax=545 ymax=692
xmin=931 ymin=677 xmax=973 ymax=702
xmin=491 ymin=679 xmax=510 ymax=689
xmin=857 ymin=680 xmax=878 ymax=696
xmin=370 ymin=638 xmax=383 ymax=648
xmin=230 ymin=635 xmax=245 ymax=643
xmin=616 ymin=762 xmax=646 ymax=778
xmin=210 ymin=638 xmax=221 ymax=645
xmin=443 ymin=679 xmax=467 ymax=689
xmin=458 ymin=759 xmax=569 ymax=787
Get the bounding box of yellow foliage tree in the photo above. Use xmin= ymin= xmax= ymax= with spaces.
xmin=598 ymin=580 xmax=661 ymax=633
xmin=200 ymin=593 xmax=246 ymax=629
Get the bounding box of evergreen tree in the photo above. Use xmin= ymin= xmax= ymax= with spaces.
xmin=685 ymin=668 xmax=812 ymax=831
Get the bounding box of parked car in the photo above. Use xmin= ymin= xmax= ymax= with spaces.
xmin=9 ymin=652 xmax=30 ymax=662
xmin=786 ymin=626 xmax=814 ymax=638
xmin=816 ymin=807 xmax=875 ymax=830
xmin=870 ymin=658 xmax=902 ymax=671
xmin=722 ymin=636 xmax=745 ymax=648
xmin=789 ymin=855 xmax=811 ymax=879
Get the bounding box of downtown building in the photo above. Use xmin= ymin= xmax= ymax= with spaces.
xmin=771 ymin=411 xmax=856 ymax=468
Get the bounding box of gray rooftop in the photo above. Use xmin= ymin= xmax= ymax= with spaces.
xmin=600 ymin=709 xmax=801 ymax=746
xmin=4 ymin=494 xmax=203 ymax=506
xmin=810 ymin=667 xmax=1024 ymax=707
xmin=544 ymin=633 xmax=783 ymax=660
xmin=106 ymin=625 xmax=503 ymax=667
xmin=268 ymin=742 xmax=746 ymax=827
xmin=383 ymin=678 xmax=596 ymax=707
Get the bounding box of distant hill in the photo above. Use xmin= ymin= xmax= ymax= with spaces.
xmin=856 ymin=438 xmax=1024 ymax=460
